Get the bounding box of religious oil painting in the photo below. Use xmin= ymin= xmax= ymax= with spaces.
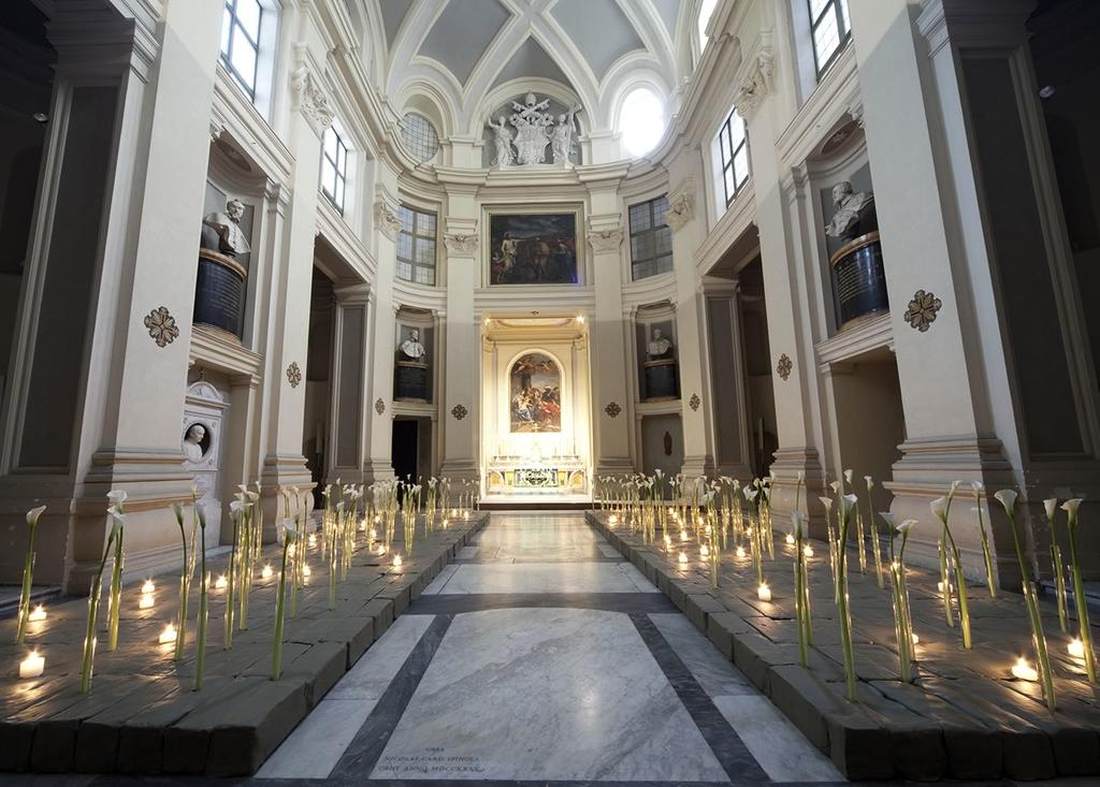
xmin=510 ymin=353 xmax=562 ymax=433
xmin=489 ymin=212 xmax=579 ymax=285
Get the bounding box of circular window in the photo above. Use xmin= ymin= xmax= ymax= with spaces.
xmin=400 ymin=112 xmax=440 ymax=162
xmin=619 ymin=88 xmax=666 ymax=158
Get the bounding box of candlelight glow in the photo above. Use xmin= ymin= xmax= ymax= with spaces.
xmin=608 ymin=515 xmax=619 ymax=525
xmin=700 ymin=544 xmax=710 ymax=558
xmin=308 ymin=533 xmax=318 ymax=549
xmin=735 ymin=545 xmax=747 ymax=559
xmin=19 ymin=650 xmax=44 ymax=679
xmin=912 ymin=632 xmax=920 ymax=645
xmin=302 ymin=563 xmax=312 ymax=578
xmin=215 ymin=574 xmax=228 ymax=590
xmin=139 ymin=593 xmax=154 ymax=610
xmin=803 ymin=545 xmax=814 ymax=558
xmin=1069 ymin=638 xmax=1086 ymax=659
xmin=757 ymin=583 xmax=772 ymax=602
xmin=261 ymin=564 xmax=273 ymax=580
xmin=1012 ymin=657 xmax=1038 ymax=681
xmin=785 ymin=533 xmax=795 ymax=546
xmin=141 ymin=579 xmax=155 ymax=594
xmin=28 ymin=605 xmax=46 ymax=623
xmin=393 ymin=554 xmax=403 ymax=569
xmin=678 ymin=551 xmax=688 ymax=565
xmin=159 ymin=623 xmax=177 ymax=645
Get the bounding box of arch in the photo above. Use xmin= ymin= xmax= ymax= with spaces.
xmin=393 ymin=77 xmax=460 ymax=140
xmin=474 ymin=78 xmax=590 ymax=140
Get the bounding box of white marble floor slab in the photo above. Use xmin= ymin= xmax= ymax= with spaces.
xmin=436 ymin=561 xmax=660 ymax=594
xmin=422 ymin=563 xmax=459 ymax=595
xmin=370 ymin=607 xmax=728 ymax=781
xmin=326 ymin=615 xmax=435 ymax=701
xmin=648 ymin=613 xmax=755 ymax=697
xmin=712 ymin=694 xmax=843 ymax=782
xmin=256 ymin=698 xmax=380 ymax=778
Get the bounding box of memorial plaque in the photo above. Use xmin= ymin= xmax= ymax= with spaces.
xmin=396 ymin=361 xmax=429 ymax=400
xmin=194 ymin=250 xmax=246 ymax=339
xmin=830 ymin=231 xmax=888 ymax=329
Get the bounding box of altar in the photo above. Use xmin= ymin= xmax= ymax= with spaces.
xmin=479 ymin=316 xmax=593 ymax=503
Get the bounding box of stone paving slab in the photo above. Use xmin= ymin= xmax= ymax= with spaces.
xmin=588 ymin=510 xmax=1100 ymax=781
xmin=0 ymin=512 xmax=488 ymax=776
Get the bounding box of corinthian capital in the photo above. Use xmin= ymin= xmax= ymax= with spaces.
xmin=374 ymin=200 xmax=401 ymax=242
xmin=586 ymin=224 xmax=623 ymax=254
xmin=291 ymin=53 xmax=334 ymax=136
xmin=733 ymin=47 xmax=775 ymax=121
xmin=443 ymin=232 xmax=479 ymax=257
xmin=665 ymin=182 xmax=696 ymax=232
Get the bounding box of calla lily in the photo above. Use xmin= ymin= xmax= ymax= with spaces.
xmin=1044 ymin=498 xmax=1058 ymax=521
xmin=819 ymin=496 xmax=833 ymax=513
xmin=879 ymin=511 xmax=897 ymax=530
xmin=26 ymin=505 xmax=46 ymax=525
xmin=171 ymin=501 xmax=184 ymax=521
xmin=229 ymin=499 xmax=246 ymax=514
xmin=844 ymin=469 xmax=853 ymax=484
xmin=841 ymin=493 xmax=858 ymax=517
xmin=930 ymin=496 xmax=948 ymax=522
xmin=971 ymin=480 xmax=984 ymax=494
xmin=107 ymin=489 xmax=127 ymax=507
xmin=896 ymin=519 xmax=918 ymax=536
xmin=246 ymin=490 xmax=259 ymax=502
xmin=829 ymin=480 xmax=841 ymax=494
xmin=1061 ymin=498 xmax=1083 ymax=518
xmin=797 ymin=470 xmax=805 ymax=482
xmin=864 ymin=475 xmax=874 ymax=488
xmin=994 ymin=489 xmax=1018 ymax=512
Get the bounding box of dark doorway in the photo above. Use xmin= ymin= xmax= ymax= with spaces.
xmin=392 ymin=418 xmax=419 ymax=484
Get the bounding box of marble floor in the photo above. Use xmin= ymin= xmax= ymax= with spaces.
xmin=256 ymin=512 xmax=844 ymax=785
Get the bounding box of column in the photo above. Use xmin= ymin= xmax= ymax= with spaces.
xmin=666 ymin=174 xmax=716 ymax=481
xmin=702 ymin=280 xmax=754 ymax=478
xmin=849 ymin=0 xmax=1028 ymax=582
xmin=257 ymin=48 xmax=332 ymax=528
xmin=327 ymin=283 xmax=371 ymax=481
xmin=735 ymin=43 xmax=826 ymax=526
xmin=363 ymin=196 xmax=399 ymax=483
xmin=588 ymin=217 xmax=634 ymax=476
xmin=439 ymin=225 xmax=479 ymax=482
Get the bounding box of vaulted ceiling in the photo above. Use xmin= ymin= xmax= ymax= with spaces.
xmin=372 ymin=0 xmax=684 ymax=136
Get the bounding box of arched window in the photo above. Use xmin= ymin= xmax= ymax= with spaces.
xmin=619 ymin=87 xmax=666 ymax=158
xmin=400 ymin=113 xmax=440 ymax=163
xmin=697 ymin=0 xmax=718 ymax=53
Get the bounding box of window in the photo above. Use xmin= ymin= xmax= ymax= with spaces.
xmin=629 ymin=196 xmax=674 ymax=280
xmin=321 ymin=122 xmax=348 ymax=212
xmin=400 ymin=113 xmax=440 ymax=163
xmin=619 ymin=87 xmax=666 ymax=158
xmin=697 ymin=0 xmax=718 ymax=53
xmin=221 ymin=0 xmax=263 ymax=97
xmin=397 ymin=206 xmax=437 ymax=285
xmin=718 ymin=108 xmax=750 ymax=207
xmin=808 ymin=0 xmax=851 ymax=76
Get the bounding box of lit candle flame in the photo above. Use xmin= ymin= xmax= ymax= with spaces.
xmin=1011 ymin=656 xmax=1038 ymax=681
xmin=28 ymin=605 xmax=47 ymax=623
xmin=757 ymin=583 xmax=772 ymax=602
xmin=141 ymin=579 xmax=155 ymax=594
xmin=159 ymin=623 xmax=177 ymax=645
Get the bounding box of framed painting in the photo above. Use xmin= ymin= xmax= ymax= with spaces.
xmin=486 ymin=207 xmax=582 ymax=285
xmin=509 ymin=353 xmax=562 ymax=433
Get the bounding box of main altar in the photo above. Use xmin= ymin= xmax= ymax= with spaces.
xmin=479 ymin=316 xmax=593 ymax=504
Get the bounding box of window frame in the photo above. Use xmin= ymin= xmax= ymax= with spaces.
xmin=718 ymin=108 xmax=750 ymax=208
xmin=807 ymin=0 xmax=851 ymax=78
xmin=321 ymin=123 xmax=348 ymax=214
xmin=397 ymin=205 xmax=439 ymax=287
xmin=221 ymin=0 xmax=263 ymax=98
xmin=400 ymin=112 xmax=440 ymax=163
xmin=628 ymin=195 xmax=674 ymax=281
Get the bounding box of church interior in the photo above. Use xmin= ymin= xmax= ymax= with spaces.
xmin=2 ymin=0 xmax=1100 ymax=782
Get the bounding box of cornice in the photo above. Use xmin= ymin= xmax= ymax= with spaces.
xmin=695 ymin=181 xmax=758 ymax=276
xmin=775 ymin=44 xmax=860 ymax=169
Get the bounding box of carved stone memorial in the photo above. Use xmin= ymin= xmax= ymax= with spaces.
xmin=196 ymin=197 xmax=250 ymax=339
xmin=825 ymin=181 xmax=887 ymax=329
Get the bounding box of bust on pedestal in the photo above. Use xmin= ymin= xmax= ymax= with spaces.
xmin=826 ymin=181 xmax=887 ymax=329
xmin=642 ymin=328 xmax=678 ymax=400
xmin=396 ymin=328 xmax=430 ymax=401
xmin=196 ymin=198 xmax=250 ymax=340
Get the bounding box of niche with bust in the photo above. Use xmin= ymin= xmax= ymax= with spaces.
xmin=821 ymin=166 xmax=887 ymax=330
xmin=196 ymin=180 xmax=254 ymax=340
xmin=182 ymin=422 xmax=212 ymax=462
xmin=394 ymin=320 xmax=434 ymax=402
xmin=635 ymin=313 xmax=679 ymax=401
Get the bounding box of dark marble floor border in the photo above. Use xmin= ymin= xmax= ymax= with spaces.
xmin=405 ymin=592 xmax=677 ymax=615
xmin=630 ymin=614 xmax=770 ymax=783
xmin=329 ymin=614 xmax=453 ymax=780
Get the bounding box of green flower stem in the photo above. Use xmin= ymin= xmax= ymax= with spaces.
xmin=855 ymin=510 xmax=867 ymax=573
xmin=938 ymin=535 xmax=954 ymax=628
xmin=1005 ymin=504 xmax=1055 ymax=710
xmin=1067 ymin=516 xmax=1096 ymax=683
xmin=976 ymin=494 xmax=997 ymax=598
xmin=106 ymin=526 xmax=125 ymax=651
xmin=1051 ymin=542 xmax=1068 ymax=633
xmin=224 ymin=512 xmax=238 ymax=649
xmin=15 ymin=509 xmax=43 ymax=644
xmin=943 ymin=527 xmax=972 ymax=649
xmin=865 ymin=486 xmax=884 ymax=590
xmin=194 ymin=507 xmax=209 ymax=691
xmin=836 ymin=509 xmax=857 ymax=701
xmin=79 ymin=574 xmax=103 ymax=693
xmin=272 ymin=531 xmax=294 ymax=680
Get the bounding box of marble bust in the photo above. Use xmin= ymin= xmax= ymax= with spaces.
xmin=201 ymin=198 xmax=251 ymax=257
xmin=647 ymin=328 xmax=673 ymax=359
xmin=824 ymin=181 xmax=874 ymax=240
xmin=182 ymin=423 xmax=206 ymax=461
xmin=400 ymin=328 xmax=426 ymax=362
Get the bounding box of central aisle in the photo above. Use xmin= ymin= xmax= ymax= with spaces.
xmin=257 ymin=513 xmax=843 ymax=783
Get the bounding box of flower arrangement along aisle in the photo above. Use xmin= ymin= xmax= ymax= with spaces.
xmin=14 ymin=504 xmax=47 ymax=644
